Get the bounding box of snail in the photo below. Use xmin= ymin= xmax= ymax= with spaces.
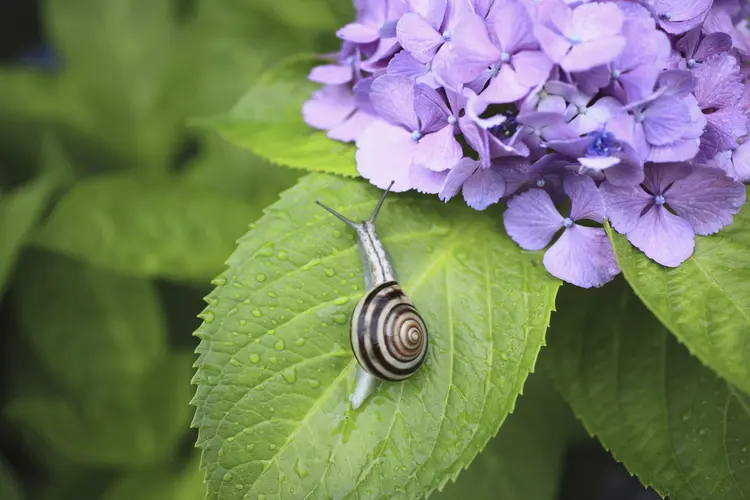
xmin=316 ymin=182 xmax=428 ymax=409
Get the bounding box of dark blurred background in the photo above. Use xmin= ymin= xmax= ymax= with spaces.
xmin=0 ymin=1 xmax=662 ymax=499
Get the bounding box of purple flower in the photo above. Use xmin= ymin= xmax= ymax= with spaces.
xmin=534 ymin=1 xmax=626 ymax=73
xmin=395 ymin=0 xmax=452 ymax=64
xmin=338 ymin=0 xmax=407 ymax=71
xmin=692 ymin=52 xmax=748 ymax=159
xmin=438 ymin=157 xmax=527 ymax=210
xmin=302 ymin=84 xmax=376 ymax=142
xmin=621 ymin=79 xmax=707 ymax=163
xmin=574 ymin=2 xmax=671 ymax=102
xmin=703 ymin=139 xmax=750 ymax=181
xmin=355 ymin=75 xmax=462 ymax=191
xmin=602 ymin=163 xmax=746 ymax=267
xmin=440 ymin=0 xmax=552 ymax=103
xmin=637 ymin=0 xmax=713 ymax=35
xmin=504 ymin=173 xmax=620 ymax=288
xmin=672 ymin=28 xmax=732 ymax=69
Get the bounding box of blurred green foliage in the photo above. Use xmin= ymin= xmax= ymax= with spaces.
xmin=0 ymin=0 xmax=347 ymax=498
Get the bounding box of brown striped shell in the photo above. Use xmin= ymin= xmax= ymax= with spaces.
xmin=350 ymin=281 xmax=428 ymax=381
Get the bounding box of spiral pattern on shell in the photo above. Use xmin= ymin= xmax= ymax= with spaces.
xmin=350 ymin=281 xmax=428 ymax=381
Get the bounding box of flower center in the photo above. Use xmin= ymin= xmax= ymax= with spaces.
xmin=536 ymin=178 xmax=546 ymax=188
xmin=411 ymin=130 xmax=422 ymax=141
xmin=658 ymin=12 xmax=672 ymax=21
xmin=587 ymin=130 xmax=622 ymax=157
xmin=687 ymin=58 xmax=698 ymax=68
xmin=654 ymin=194 xmax=666 ymax=206
xmin=500 ymin=51 xmax=511 ymax=63
xmin=563 ymin=217 xmax=574 ymax=228
xmin=447 ymin=115 xmax=457 ymax=125
xmin=611 ymin=69 xmax=621 ymax=79
xmin=442 ymin=30 xmax=451 ymax=41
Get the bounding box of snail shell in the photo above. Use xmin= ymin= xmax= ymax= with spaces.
xmin=350 ymin=281 xmax=428 ymax=381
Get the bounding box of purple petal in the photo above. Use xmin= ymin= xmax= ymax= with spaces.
xmin=439 ymin=158 xmax=479 ymax=201
xmin=503 ymin=188 xmax=564 ymax=251
xmin=601 ymin=149 xmax=645 ymax=187
xmin=692 ymin=53 xmax=744 ymax=110
xmin=512 ymin=50 xmax=553 ymax=88
xmin=462 ymin=166 xmax=506 ymax=210
xmin=694 ymin=32 xmax=733 ymax=61
xmin=412 ymin=125 xmax=463 ymax=172
xmin=397 ymin=12 xmax=444 ymax=63
xmin=328 ymin=110 xmax=376 ymax=142
xmin=535 ymin=23 xmax=571 ymax=65
xmin=647 ymin=139 xmax=702 ymax=163
xmin=626 ymin=205 xmax=695 ymax=267
xmin=564 ymin=173 xmax=606 ymax=223
xmin=337 ymin=22 xmax=381 ymax=43
xmin=486 ymin=0 xmax=536 ymax=53
xmin=562 ymin=37 xmax=626 ymax=73
xmin=665 ymin=166 xmax=747 ymax=235
xmin=413 ymin=83 xmax=451 ymax=133
xmin=600 ymin=181 xmax=652 ymax=234
xmin=387 ymin=50 xmax=429 ymax=79
xmin=302 ymin=85 xmax=356 ymax=130
xmin=642 ymin=162 xmax=692 ymax=195
xmin=729 ymin=141 xmax=750 ymax=182
xmin=571 ymin=2 xmax=624 ymax=41
xmin=407 ymin=0 xmax=447 ymax=27
xmin=543 ymin=226 xmax=620 ymax=288
xmin=437 ymin=10 xmax=500 ymax=87
xmin=410 ymin=164 xmax=449 ymax=194
xmin=651 ymin=0 xmax=712 ymax=35
xmin=370 ymin=75 xmax=419 ymax=130
xmin=704 ymin=107 xmax=748 ymax=153
xmin=356 ymin=119 xmax=417 ymax=192
xmin=353 ymin=76 xmax=376 ymax=115
xmin=309 ymin=64 xmax=353 ymax=85
xmin=481 ymin=65 xmax=531 ymax=104
xmin=643 ymin=95 xmax=690 ymax=146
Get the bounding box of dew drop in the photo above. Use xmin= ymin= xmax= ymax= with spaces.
xmin=223 ymin=472 xmax=233 ymax=481
xmin=249 ymin=353 xmax=260 ymax=364
xmin=239 ymin=319 xmax=247 ymax=326
xmin=201 ymin=311 xmax=215 ymax=324
xmin=698 ymin=427 xmax=710 ymax=437
xmin=246 ymin=444 xmax=255 ymax=451
xmin=268 ymin=291 xmax=277 ymax=298
xmin=325 ymin=268 xmax=336 ymax=277
xmin=277 ymin=250 xmax=289 ymax=260
xmin=235 ymin=484 xmax=244 ymax=490
xmin=333 ymin=296 xmax=349 ymax=305
xmin=333 ymin=229 xmax=342 ymax=238
xmin=282 ymin=366 xmax=298 ymax=384
xmin=252 ymin=308 xmax=262 ymax=317
xmin=681 ymin=411 xmax=691 ymax=422
xmin=259 ymin=495 xmax=267 ymax=500
xmin=212 ymin=277 xmax=227 ymax=286
xmin=269 ymin=356 xmax=278 ymax=365
xmin=275 ymin=339 xmax=286 ymax=351
xmin=332 ymin=312 xmax=349 ymax=325
xmin=257 ymin=245 xmax=274 ymax=257
xmin=309 ymin=379 xmax=321 ymax=388
xmin=230 ymin=359 xmax=241 ymax=367
xmin=226 ymin=436 xmax=235 ymax=442
xmin=295 ymin=338 xmax=307 ymax=347
xmin=269 ymin=443 xmax=278 ymax=450
xmin=294 ymin=458 xmax=310 ymax=479
xmin=255 ymin=273 xmax=267 ymax=283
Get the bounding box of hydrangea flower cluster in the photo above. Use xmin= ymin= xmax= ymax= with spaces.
xmin=303 ymin=0 xmax=749 ymax=288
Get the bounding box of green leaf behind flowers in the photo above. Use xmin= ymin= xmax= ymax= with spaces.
xmin=547 ymin=279 xmax=750 ymax=500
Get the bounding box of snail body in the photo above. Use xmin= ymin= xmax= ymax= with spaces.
xmin=316 ymin=182 xmax=428 ymax=409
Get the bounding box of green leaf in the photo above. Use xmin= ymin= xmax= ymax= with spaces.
xmin=546 ymin=279 xmax=750 ymax=500
xmin=46 ymin=0 xmax=182 ymax=172
xmin=180 ymin=135 xmax=300 ymax=204
xmin=0 ymin=173 xmax=56 ymax=299
xmin=209 ymin=55 xmax=358 ymax=178
xmin=32 ymin=173 xmax=260 ymax=280
xmin=191 ymin=173 xmax=560 ymax=499
xmin=15 ymin=252 xmax=166 ymax=403
xmin=607 ymin=188 xmax=750 ymax=394
xmin=0 ymin=455 xmax=23 ymax=500
xmin=101 ymin=455 xmax=206 ymax=500
xmin=433 ymin=372 xmax=573 ymax=500
xmin=5 ymin=351 xmax=193 ymax=468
